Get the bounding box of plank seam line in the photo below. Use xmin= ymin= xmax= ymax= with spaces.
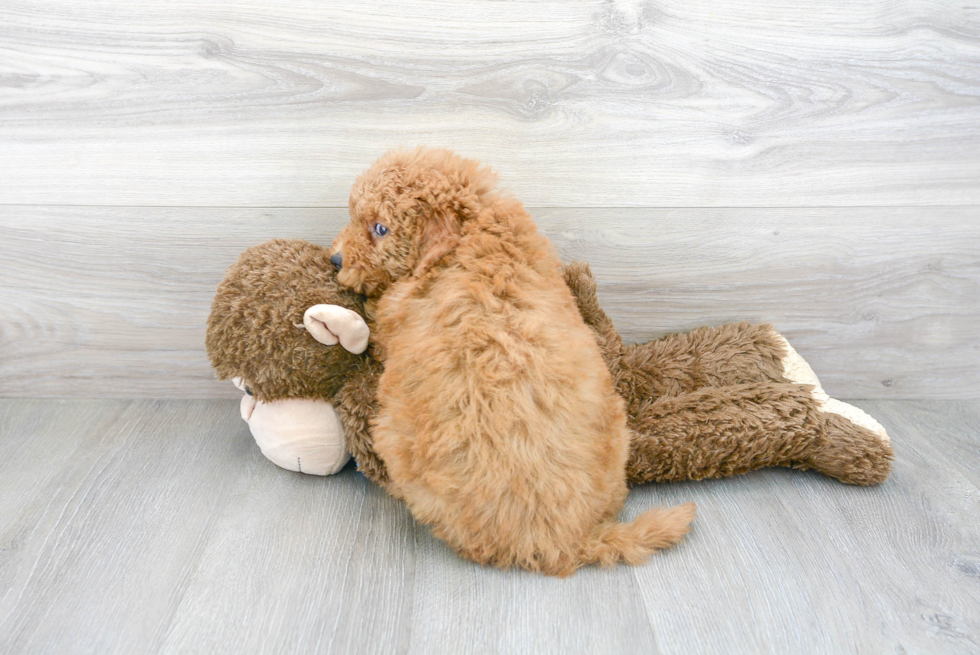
xmin=2 ymin=204 xmax=980 ymax=211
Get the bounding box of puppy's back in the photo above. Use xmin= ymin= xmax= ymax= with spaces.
xmin=374 ymin=227 xmax=692 ymax=575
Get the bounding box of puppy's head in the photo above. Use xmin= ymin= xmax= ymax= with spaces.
xmin=332 ymin=147 xmax=498 ymax=296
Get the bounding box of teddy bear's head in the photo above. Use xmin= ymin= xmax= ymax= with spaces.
xmin=207 ymin=238 xmax=369 ymax=401
xmin=206 ymin=238 xmax=372 ymax=475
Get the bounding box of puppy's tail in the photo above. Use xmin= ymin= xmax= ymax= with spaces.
xmin=579 ymin=503 xmax=696 ymax=568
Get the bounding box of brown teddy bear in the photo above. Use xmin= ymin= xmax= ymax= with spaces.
xmin=206 ymin=238 xmax=893 ymax=489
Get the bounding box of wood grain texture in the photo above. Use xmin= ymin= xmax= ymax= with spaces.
xmin=404 ymin=528 xmax=661 ymax=653
xmin=0 ymin=399 xmax=250 ymax=654
xmin=1 ymin=0 xmax=978 ymax=206
xmin=1 ymin=205 xmax=977 ymax=399
xmin=158 ymin=450 xmax=419 ymax=654
xmin=626 ymin=398 xmax=980 ymax=653
xmin=0 ymin=399 xmax=977 ymax=654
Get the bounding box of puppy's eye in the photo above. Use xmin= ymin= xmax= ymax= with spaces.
xmin=373 ymin=223 xmax=389 ymax=237
xmin=245 ymin=386 xmax=253 ymax=397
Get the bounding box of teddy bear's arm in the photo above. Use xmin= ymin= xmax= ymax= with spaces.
xmin=616 ymin=322 xmax=789 ymax=400
xmin=334 ymin=356 xmax=391 ymax=489
xmin=624 ymin=381 xmax=893 ymax=486
xmin=561 ymin=262 xmax=624 ymax=372
xmin=561 ymin=264 xmax=787 ymax=397
xmin=560 ymin=262 xmax=791 ymax=397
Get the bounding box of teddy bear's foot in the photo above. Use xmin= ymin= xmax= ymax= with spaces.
xmin=774 ymin=333 xmax=824 ymax=391
xmin=806 ymin=411 xmax=894 ymax=485
xmin=774 ymin=333 xmax=889 ymax=444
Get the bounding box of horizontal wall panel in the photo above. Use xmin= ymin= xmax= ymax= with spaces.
xmin=1 ymin=205 xmax=976 ymax=399
xmin=0 ymin=0 xmax=978 ymax=206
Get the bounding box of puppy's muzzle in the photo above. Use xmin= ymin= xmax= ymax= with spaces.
xmin=330 ymin=252 xmax=343 ymax=270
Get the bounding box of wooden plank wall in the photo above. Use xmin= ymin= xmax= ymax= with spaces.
xmin=1 ymin=0 xmax=978 ymax=399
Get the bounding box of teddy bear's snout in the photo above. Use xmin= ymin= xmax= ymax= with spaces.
xmin=242 ymin=397 xmax=352 ymax=475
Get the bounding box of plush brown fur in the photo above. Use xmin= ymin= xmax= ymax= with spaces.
xmin=331 ymin=147 xmax=694 ymax=576
xmin=206 ymin=238 xmax=365 ymax=401
xmin=206 ymin=207 xmax=893 ymax=573
xmin=207 ymin=243 xmax=892 ymax=492
xmin=561 ymin=264 xmax=894 ymax=486
xmin=206 ymin=238 xmax=389 ymax=486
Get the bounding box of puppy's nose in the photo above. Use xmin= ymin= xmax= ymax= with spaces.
xmin=330 ymin=252 xmax=343 ymax=270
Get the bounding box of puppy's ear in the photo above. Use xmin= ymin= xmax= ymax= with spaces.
xmin=414 ymin=205 xmax=461 ymax=276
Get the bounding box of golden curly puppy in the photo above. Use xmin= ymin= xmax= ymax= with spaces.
xmin=332 ymin=148 xmax=695 ymax=576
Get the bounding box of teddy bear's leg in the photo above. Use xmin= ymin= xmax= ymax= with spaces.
xmin=618 ymin=322 xmax=891 ymax=444
xmin=625 ymin=382 xmax=815 ymax=484
xmin=617 ymin=322 xmax=789 ymax=400
xmin=625 ymin=381 xmax=893 ymax=486
xmin=560 ymin=262 xmax=893 ymax=485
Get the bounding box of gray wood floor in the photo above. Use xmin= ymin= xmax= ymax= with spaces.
xmin=1 ymin=398 xmax=977 ymax=654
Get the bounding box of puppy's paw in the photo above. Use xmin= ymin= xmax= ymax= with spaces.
xmin=301 ymin=304 xmax=370 ymax=354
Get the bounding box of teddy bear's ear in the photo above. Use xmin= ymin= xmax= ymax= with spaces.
xmin=414 ymin=205 xmax=461 ymax=276
xmin=302 ymin=305 xmax=370 ymax=354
